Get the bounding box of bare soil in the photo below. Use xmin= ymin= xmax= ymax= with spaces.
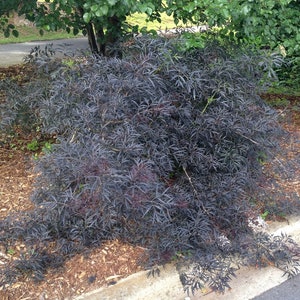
xmin=0 ymin=64 xmax=299 ymax=300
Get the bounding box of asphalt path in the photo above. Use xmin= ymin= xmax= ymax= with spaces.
xmin=0 ymin=37 xmax=90 ymax=66
xmin=252 ymin=274 xmax=300 ymax=300
xmin=0 ymin=26 xmax=209 ymax=67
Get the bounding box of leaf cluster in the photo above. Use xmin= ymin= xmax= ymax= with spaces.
xmin=0 ymin=36 xmax=299 ymax=294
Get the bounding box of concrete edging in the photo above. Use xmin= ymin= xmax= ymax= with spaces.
xmin=75 ymin=216 xmax=300 ymax=300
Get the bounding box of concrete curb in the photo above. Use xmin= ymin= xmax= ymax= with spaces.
xmin=75 ymin=216 xmax=300 ymax=300
xmin=75 ymin=264 xmax=185 ymax=300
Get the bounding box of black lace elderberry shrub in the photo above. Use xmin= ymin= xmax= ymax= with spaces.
xmin=1 ymin=36 xmax=299 ymax=294
xmin=0 ymin=77 xmax=49 ymax=134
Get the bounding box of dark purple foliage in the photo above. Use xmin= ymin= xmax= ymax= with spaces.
xmin=0 ymin=36 xmax=299 ymax=295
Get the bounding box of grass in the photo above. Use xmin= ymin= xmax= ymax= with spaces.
xmin=262 ymin=84 xmax=300 ymax=110
xmin=267 ymin=85 xmax=300 ymax=97
xmin=127 ymin=12 xmax=184 ymax=31
xmin=0 ymin=26 xmax=81 ymax=44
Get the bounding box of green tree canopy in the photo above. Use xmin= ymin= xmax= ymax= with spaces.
xmin=0 ymin=0 xmax=164 ymax=55
xmin=166 ymin=0 xmax=299 ymax=56
xmin=1 ymin=1 xmax=299 ymax=56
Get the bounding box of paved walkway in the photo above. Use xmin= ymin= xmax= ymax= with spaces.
xmin=0 ymin=26 xmax=208 ymax=66
xmin=0 ymin=37 xmax=89 ymax=66
xmin=253 ymin=275 xmax=300 ymax=300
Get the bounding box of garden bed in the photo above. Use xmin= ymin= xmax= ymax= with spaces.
xmin=0 ymin=58 xmax=299 ymax=299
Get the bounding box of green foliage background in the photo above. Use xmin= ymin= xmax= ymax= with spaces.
xmin=167 ymin=0 xmax=299 ymax=56
xmin=1 ymin=0 xmax=299 ymax=56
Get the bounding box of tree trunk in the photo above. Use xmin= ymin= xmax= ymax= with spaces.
xmin=86 ymin=22 xmax=99 ymax=54
xmin=94 ymin=17 xmax=122 ymax=57
xmin=105 ymin=16 xmax=123 ymax=58
xmin=96 ymin=25 xmax=106 ymax=56
xmin=77 ymin=5 xmax=122 ymax=57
